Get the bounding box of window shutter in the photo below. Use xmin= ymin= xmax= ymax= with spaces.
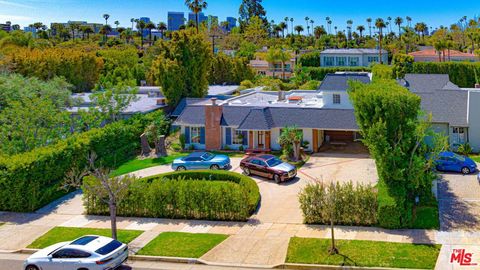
xmin=200 ymin=127 xmax=205 ymax=144
xmin=185 ymin=127 xmax=190 ymax=143
xmin=226 ymin=128 xmax=232 ymax=145
xmin=242 ymin=131 xmax=248 ymax=145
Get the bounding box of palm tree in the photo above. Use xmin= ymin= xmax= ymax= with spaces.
xmin=103 ymin=14 xmax=110 ymax=25
xmin=146 ymin=22 xmax=156 ymax=44
xmin=326 ymin=17 xmax=330 ymax=33
xmin=346 ymin=20 xmax=353 ymax=40
xmin=387 ymin=17 xmax=392 ymax=33
xmin=69 ymin=22 xmax=79 ymax=41
xmin=375 ymin=18 xmax=386 ymax=64
xmin=136 ymin=20 xmax=146 ymax=47
xmin=294 ymin=25 xmax=304 ymax=35
xmin=157 ymin=22 xmax=167 ymax=39
xmin=284 ymin=17 xmax=289 ymax=34
xmin=100 ymin=24 xmax=112 ymax=42
xmin=357 ymin=25 xmax=365 ymax=38
xmin=314 ymin=26 xmax=327 ymax=39
xmin=122 ymin=28 xmax=134 ymax=44
xmin=395 ymin=17 xmax=403 ymax=36
xmin=366 ymin=18 xmax=372 ymax=37
xmin=83 ymin=26 xmax=93 ymax=39
xmin=278 ymin=22 xmax=287 ymax=38
xmin=406 ymin=16 xmax=412 ymax=28
xmin=305 ymin=17 xmax=310 ymax=35
xmin=185 ymin=0 xmax=208 ymax=33
xmin=278 ymin=49 xmax=290 ymax=80
xmin=310 ymin=19 xmax=314 ymax=33
xmin=130 ymin=18 xmax=135 ymax=29
xmin=414 ymin=22 xmax=427 ymax=40
xmin=114 ymin=20 xmax=120 ymax=29
xmin=290 ymin=18 xmax=294 ymax=34
xmin=265 ymin=47 xmax=280 ymax=78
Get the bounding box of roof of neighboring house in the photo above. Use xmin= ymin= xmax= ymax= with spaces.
xmin=398 ymin=74 xmax=460 ymax=93
xmin=321 ymin=48 xmax=388 ymax=54
xmin=409 ymin=49 xmax=476 ymax=58
xmin=319 ymin=73 xmax=371 ymax=91
xmin=68 ymin=93 xmax=166 ymax=114
xmin=207 ymin=85 xmax=239 ymax=96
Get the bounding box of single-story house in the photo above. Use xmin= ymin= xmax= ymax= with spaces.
xmin=320 ymin=48 xmax=388 ymax=67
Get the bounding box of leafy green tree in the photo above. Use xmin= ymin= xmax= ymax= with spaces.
xmin=237 ymin=41 xmax=258 ymax=60
xmin=89 ymin=83 xmax=140 ymax=122
xmin=278 ymin=126 xmax=303 ymax=161
xmin=0 ymin=96 xmax=70 ymax=155
xmin=185 ymin=0 xmax=208 ymax=33
xmin=150 ymin=30 xmax=211 ymax=106
xmin=243 ymin=16 xmax=268 ymax=46
xmin=239 ymin=0 xmax=268 ymax=30
xmin=209 ymin=53 xmax=255 ymax=84
xmin=392 ymin=53 xmax=414 ymax=79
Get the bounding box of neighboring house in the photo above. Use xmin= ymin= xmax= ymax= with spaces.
xmin=67 ymin=86 xmax=167 ymax=118
xmin=399 ymin=74 xmax=480 ymax=152
xmin=174 ymin=73 xmax=370 ymax=152
xmin=409 ymin=49 xmax=478 ymax=62
xmin=249 ymin=55 xmax=296 ymax=79
xmin=320 ymin=48 xmax=388 ymax=67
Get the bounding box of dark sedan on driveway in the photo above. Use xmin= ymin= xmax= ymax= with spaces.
xmin=240 ymin=154 xmax=296 ymax=183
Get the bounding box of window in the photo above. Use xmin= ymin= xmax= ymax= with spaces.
xmin=333 ymin=94 xmax=341 ymax=104
xmin=53 ymin=249 xmax=91 ymax=259
xmin=96 ymin=240 xmax=122 ymax=255
xmin=452 ymin=127 xmax=467 ymax=145
xmin=324 ymin=56 xmax=335 ymax=66
xmin=349 ymin=57 xmax=359 ymax=66
xmin=190 ymin=127 xmax=201 ymax=144
xmin=336 ymin=57 xmax=347 ymax=66
xmin=71 ymin=236 xmax=98 ymax=246
xmin=367 ymin=56 xmax=379 ymax=63
xmin=233 ymin=129 xmax=243 ymax=145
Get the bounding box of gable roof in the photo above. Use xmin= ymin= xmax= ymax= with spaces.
xmin=237 ymin=108 xmax=274 ymax=130
xmin=319 ymin=73 xmax=371 ymax=91
xmin=171 ymin=98 xmax=209 ymax=117
xmin=321 ymin=48 xmax=387 ymax=54
xmin=398 ymin=74 xmax=460 ymax=93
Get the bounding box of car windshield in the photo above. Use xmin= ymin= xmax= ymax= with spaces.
xmin=266 ymin=157 xmax=283 ymax=167
xmin=452 ymin=153 xmax=466 ymax=162
xmin=95 ymin=240 xmax=122 ymax=255
xmin=201 ymin=152 xmax=214 ymax=160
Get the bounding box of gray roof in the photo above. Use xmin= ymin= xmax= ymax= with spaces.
xmin=321 ymin=48 xmax=388 ymax=54
xmin=399 ymin=74 xmax=460 ymax=93
xmin=319 ymin=73 xmax=371 ymax=91
xmin=208 ymin=85 xmax=239 ymax=96
xmin=68 ymin=93 xmax=165 ymax=114
xmin=174 ymin=105 xmax=205 ymax=125
xmin=171 ymin=98 xmax=209 ymax=117
xmin=237 ymin=108 xmax=274 ymax=130
xmin=417 ymin=90 xmax=469 ymax=126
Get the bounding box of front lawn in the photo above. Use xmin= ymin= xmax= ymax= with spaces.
xmin=286 ymin=238 xmax=440 ymax=269
xmin=472 ymin=155 xmax=480 ymax=163
xmin=413 ymin=205 xmax=440 ymax=229
xmin=137 ymin=232 xmax=228 ymax=258
xmin=28 ymin=227 xmax=143 ymax=249
xmin=111 ymin=154 xmax=186 ymax=176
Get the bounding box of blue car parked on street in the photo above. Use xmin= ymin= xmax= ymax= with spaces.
xmin=171 ymin=152 xmax=231 ymax=171
xmin=435 ymin=151 xmax=477 ymax=174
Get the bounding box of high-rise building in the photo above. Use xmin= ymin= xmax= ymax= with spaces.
xmin=23 ymin=26 xmax=36 ymax=34
xmin=0 ymin=21 xmax=12 ymax=32
xmin=226 ymin=17 xmax=237 ymax=31
xmin=138 ymin=17 xmax=151 ymax=37
xmin=188 ymin=12 xmax=207 ymax=25
xmin=208 ymin=15 xmax=218 ymax=29
xmin=167 ymin=12 xmax=185 ymax=31
xmin=50 ymin=21 xmax=103 ymax=37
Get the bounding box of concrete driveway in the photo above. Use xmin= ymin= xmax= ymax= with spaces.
xmin=438 ymin=171 xmax=480 ymax=231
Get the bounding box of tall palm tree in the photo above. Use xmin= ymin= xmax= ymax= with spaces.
xmin=357 ymin=25 xmax=365 ymax=38
xmin=146 ymin=22 xmax=156 ymax=43
xmin=395 ymin=17 xmax=403 ymax=36
xmin=414 ymin=22 xmax=427 ymax=40
xmin=327 ymin=20 xmax=332 ymax=34
xmin=284 ymin=17 xmax=289 ymax=34
xmin=185 ymin=0 xmax=208 ymax=33
xmin=69 ymin=22 xmax=79 ymax=41
xmin=278 ymin=22 xmax=287 ymax=38
xmin=290 ymin=18 xmax=294 ymax=34
xmin=305 ymin=17 xmax=310 ymax=35
xmin=114 ymin=20 xmax=120 ymax=28
xmin=366 ymin=18 xmax=372 ymax=37
xmin=130 ymin=18 xmax=135 ymax=29
xmin=136 ymin=20 xmax=146 ymax=47
xmin=103 ymin=14 xmax=110 ymax=25
xmin=375 ymin=18 xmax=386 ymax=64
xmin=100 ymin=24 xmax=112 ymax=42
xmin=314 ymin=26 xmax=327 ymax=39
xmin=294 ymin=25 xmax=304 ymax=35
xmin=157 ymin=22 xmax=167 ymax=39
xmin=83 ymin=26 xmax=93 ymax=39
xmin=387 ymin=17 xmax=392 ymax=33
xmin=310 ymin=19 xmax=314 ymax=34
xmin=347 ymin=20 xmax=353 ymax=40
xmin=406 ymin=16 xmax=412 ymax=28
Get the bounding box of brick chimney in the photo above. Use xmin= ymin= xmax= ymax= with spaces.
xmin=205 ymin=98 xmax=223 ymax=150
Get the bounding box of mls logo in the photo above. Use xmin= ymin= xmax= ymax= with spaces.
xmin=450 ymin=249 xmax=477 ymax=266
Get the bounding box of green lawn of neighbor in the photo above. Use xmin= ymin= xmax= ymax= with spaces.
xmin=28 ymin=227 xmax=143 ymax=249
xmin=137 ymin=232 xmax=228 ymax=258
xmin=286 ymin=237 xmax=441 ymax=269
xmin=111 ymin=154 xmax=187 ymax=176
xmin=472 ymin=155 xmax=480 ymax=163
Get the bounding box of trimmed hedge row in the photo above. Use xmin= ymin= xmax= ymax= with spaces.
xmin=84 ymin=170 xmax=260 ymax=221
xmin=412 ymin=62 xmax=480 ymax=88
xmin=296 ymin=66 xmax=371 ymax=81
xmin=299 ymin=182 xmax=377 ymax=226
xmin=0 ymin=118 xmax=146 ymax=212
xmin=298 ymin=51 xmax=321 ymax=67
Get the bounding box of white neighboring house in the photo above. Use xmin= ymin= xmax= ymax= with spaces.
xmin=320 ymin=48 xmax=388 ymax=67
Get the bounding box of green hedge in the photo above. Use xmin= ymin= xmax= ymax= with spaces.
xmin=296 ymin=67 xmax=371 ymax=81
xmin=298 ymin=51 xmax=321 ymax=67
xmin=376 ymin=181 xmax=403 ymax=229
xmin=299 ymin=182 xmax=377 ymax=226
xmin=412 ymin=62 xmax=480 ymax=88
xmin=0 ymin=119 xmax=146 ymax=212
xmin=84 ymin=170 xmax=260 ymax=221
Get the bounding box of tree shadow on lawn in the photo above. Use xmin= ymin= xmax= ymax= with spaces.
xmin=437 ymin=173 xmax=479 ymax=232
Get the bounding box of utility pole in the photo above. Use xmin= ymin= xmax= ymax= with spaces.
xmin=209 ymin=34 xmax=220 ymax=54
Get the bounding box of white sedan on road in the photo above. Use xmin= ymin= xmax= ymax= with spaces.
xmin=24 ymin=235 xmax=128 ymax=270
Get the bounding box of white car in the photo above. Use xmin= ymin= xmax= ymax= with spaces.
xmin=24 ymin=235 xmax=128 ymax=270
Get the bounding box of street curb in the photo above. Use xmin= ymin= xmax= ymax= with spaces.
xmin=16 ymin=249 xmax=430 ymax=270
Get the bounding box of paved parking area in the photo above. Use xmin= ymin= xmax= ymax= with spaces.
xmin=438 ymin=171 xmax=480 ymax=231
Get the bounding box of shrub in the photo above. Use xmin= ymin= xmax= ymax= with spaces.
xmin=412 ymin=62 xmax=480 ymax=88
xmin=84 ymin=170 xmax=260 ymax=221
xmin=299 ymin=181 xmax=377 ymax=226
xmin=392 ymin=54 xmax=414 ymax=79
xmin=296 ymin=67 xmax=371 ymax=81
xmin=299 ymin=80 xmax=320 ymax=90
xmin=377 ymin=181 xmax=403 ymax=229
xmin=372 ymin=64 xmax=394 ymax=80
xmin=179 ymin=134 xmax=186 ymax=150
xmin=457 ymin=143 xmax=472 ymax=156
xmin=0 ymin=117 xmax=147 ymax=212
xmin=298 ymin=51 xmax=321 ymax=67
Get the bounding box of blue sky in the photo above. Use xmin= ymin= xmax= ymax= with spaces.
xmin=1 ymin=0 xmax=479 ymax=31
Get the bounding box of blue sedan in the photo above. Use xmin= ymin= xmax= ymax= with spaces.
xmin=171 ymin=152 xmax=231 ymax=171
xmin=435 ymin=151 xmax=477 ymax=174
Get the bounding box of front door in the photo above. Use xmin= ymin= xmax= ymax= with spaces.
xmin=257 ymin=131 xmax=265 ymax=149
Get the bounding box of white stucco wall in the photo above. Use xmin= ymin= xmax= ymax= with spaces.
xmin=269 ymin=128 xmax=313 ymax=152
xmin=468 ymin=91 xmax=480 ymax=153
xmin=321 ymin=91 xmax=354 ymax=109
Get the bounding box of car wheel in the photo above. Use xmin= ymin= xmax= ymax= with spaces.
xmin=25 ymin=265 xmax=39 ymax=270
xmin=176 ymin=166 xmax=186 ymax=171
xmin=210 ymin=164 xmax=220 ymax=170
xmin=274 ymin=174 xmax=281 ymax=184
xmin=462 ymin=167 xmax=471 ymax=174
xmin=243 ymin=167 xmax=251 ymax=176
